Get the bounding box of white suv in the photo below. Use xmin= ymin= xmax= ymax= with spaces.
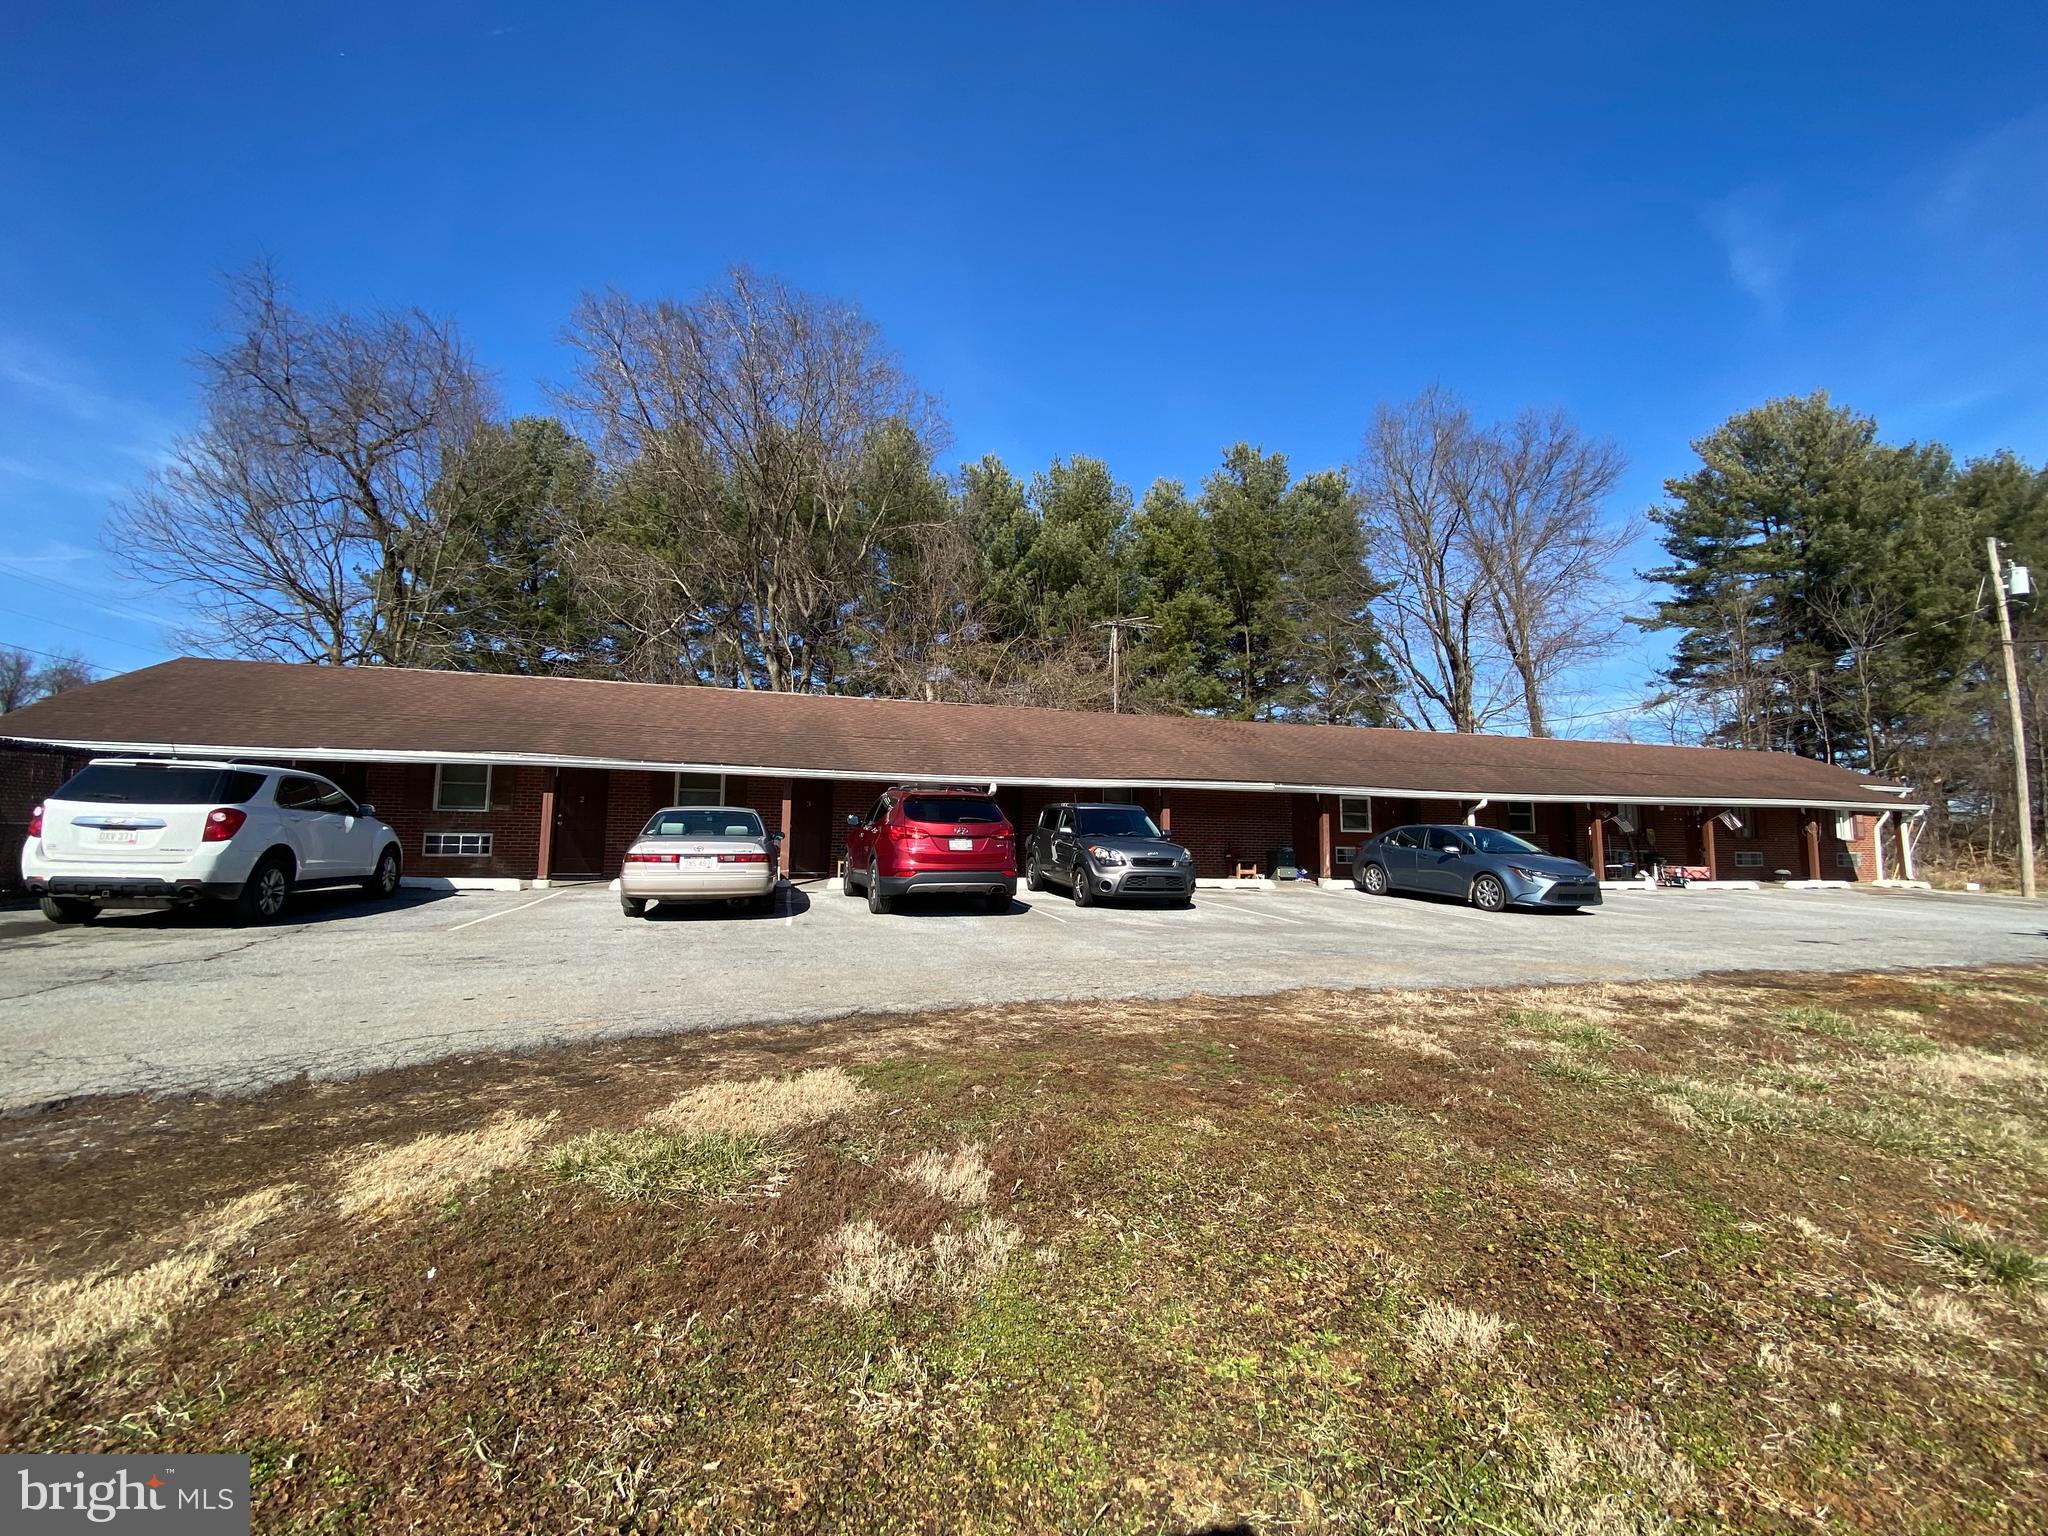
xmin=21 ymin=758 xmax=404 ymax=925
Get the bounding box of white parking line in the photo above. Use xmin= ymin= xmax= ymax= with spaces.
xmin=1024 ymin=902 xmax=1068 ymax=923
xmin=443 ymin=890 xmax=567 ymax=933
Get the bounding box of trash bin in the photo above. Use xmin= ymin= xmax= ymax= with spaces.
xmin=1268 ymin=845 xmax=1298 ymax=880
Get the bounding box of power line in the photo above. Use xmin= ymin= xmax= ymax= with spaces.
xmin=0 ymin=601 xmax=165 ymax=657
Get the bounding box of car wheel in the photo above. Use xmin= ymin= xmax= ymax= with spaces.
xmin=1471 ymin=873 xmax=1507 ymax=912
xmin=235 ymin=854 xmax=294 ymax=925
xmin=1360 ymin=862 xmax=1389 ymax=895
xmin=1072 ymin=870 xmax=1095 ymax=907
xmin=39 ymin=896 xmax=99 ymax=925
xmin=1024 ymin=853 xmax=1044 ymax=892
xmin=363 ymin=845 xmax=402 ymax=899
xmin=866 ymin=860 xmax=890 ymax=914
xmin=621 ymin=893 xmax=648 ymax=918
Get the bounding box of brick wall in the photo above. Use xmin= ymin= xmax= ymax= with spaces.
xmin=1163 ymin=788 xmax=1296 ymax=878
xmin=0 ymin=745 xmax=89 ymax=893
xmin=362 ymin=761 xmax=547 ymax=882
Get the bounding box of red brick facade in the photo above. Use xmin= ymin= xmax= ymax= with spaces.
xmin=0 ymin=742 xmax=1894 ymax=888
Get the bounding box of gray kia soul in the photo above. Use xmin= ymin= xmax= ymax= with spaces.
xmin=1023 ymin=802 xmax=1195 ymax=906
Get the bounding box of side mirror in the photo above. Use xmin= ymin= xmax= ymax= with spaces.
xmin=846 ymin=814 xmax=861 ymax=827
xmin=358 ymin=803 xmax=376 ymax=818
xmin=766 ymin=831 xmax=783 ymax=844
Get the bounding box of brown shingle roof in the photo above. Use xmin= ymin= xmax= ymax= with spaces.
xmin=0 ymin=658 xmax=1918 ymax=809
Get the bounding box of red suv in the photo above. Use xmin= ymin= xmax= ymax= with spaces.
xmin=842 ymin=784 xmax=1016 ymax=914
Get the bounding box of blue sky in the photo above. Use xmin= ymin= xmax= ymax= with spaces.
xmin=2 ymin=2 xmax=2044 ymax=731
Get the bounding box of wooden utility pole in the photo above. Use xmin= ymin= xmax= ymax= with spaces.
xmin=1989 ymin=536 xmax=2036 ymax=898
xmin=1095 ymin=618 xmax=1154 ymax=714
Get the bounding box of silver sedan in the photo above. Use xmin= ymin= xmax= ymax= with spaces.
xmin=618 ymin=806 xmax=782 ymax=917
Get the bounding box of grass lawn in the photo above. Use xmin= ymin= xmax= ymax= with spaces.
xmin=3 ymin=966 xmax=2045 ymax=1533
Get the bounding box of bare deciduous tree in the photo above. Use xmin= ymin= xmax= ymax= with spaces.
xmin=1353 ymin=388 xmax=1508 ymax=731
xmin=0 ymin=647 xmax=36 ymax=713
xmin=1467 ymin=410 xmax=1629 ymax=736
xmin=105 ymin=264 xmax=490 ymax=665
xmin=557 ymin=268 xmax=950 ymax=692
xmin=1356 ymin=388 xmax=1629 ymax=733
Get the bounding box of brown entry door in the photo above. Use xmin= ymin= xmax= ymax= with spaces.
xmin=789 ymin=779 xmax=832 ymax=875
xmin=551 ymin=769 xmax=611 ymax=877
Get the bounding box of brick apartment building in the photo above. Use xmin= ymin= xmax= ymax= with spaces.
xmin=1 ymin=658 xmax=1923 ymax=891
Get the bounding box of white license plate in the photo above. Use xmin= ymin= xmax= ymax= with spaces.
xmin=96 ymin=829 xmax=138 ymax=845
xmin=948 ymin=837 xmax=974 ymax=850
xmin=680 ymin=856 xmax=717 ymax=870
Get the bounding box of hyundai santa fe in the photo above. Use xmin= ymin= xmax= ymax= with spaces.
xmin=841 ymin=785 xmax=1016 ymax=913
xmin=21 ymin=757 xmax=404 ymax=924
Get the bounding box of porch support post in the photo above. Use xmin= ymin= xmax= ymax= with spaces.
xmin=1587 ymin=806 xmax=1606 ymax=880
xmin=779 ymin=788 xmax=795 ymax=877
xmin=1699 ymin=809 xmax=1717 ymax=879
xmin=536 ymin=768 xmax=557 ymax=883
xmin=1899 ymin=811 xmax=1919 ymax=881
xmin=1803 ymin=811 xmax=1823 ymax=880
xmin=1158 ymin=794 xmax=1172 ymax=834
xmin=1317 ymin=795 xmax=1333 ymax=882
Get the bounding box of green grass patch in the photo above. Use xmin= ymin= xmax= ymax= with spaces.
xmin=1780 ymin=1004 xmax=1938 ymax=1056
xmin=1916 ymin=1221 xmax=2044 ymax=1290
xmin=1505 ymin=1007 xmax=1621 ymax=1051
xmin=543 ymin=1129 xmax=772 ymax=1201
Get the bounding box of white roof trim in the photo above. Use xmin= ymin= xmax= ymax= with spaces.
xmin=3 ymin=734 xmax=1926 ymax=814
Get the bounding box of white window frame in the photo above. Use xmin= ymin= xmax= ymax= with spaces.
xmin=1836 ymin=850 xmax=1861 ymax=869
xmin=1338 ymin=797 xmax=1372 ymax=835
xmin=424 ymin=831 xmax=493 ymax=858
xmin=1734 ymin=849 xmax=1765 ymax=869
xmin=434 ymin=763 xmax=491 ymax=813
xmin=1834 ymin=812 xmax=1858 ymax=842
xmin=672 ymin=771 xmax=726 ymax=807
xmin=1507 ymin=801 xmax=1536 ymax=835
xmin=1725 ymin=807 xmax=1759 ymax=840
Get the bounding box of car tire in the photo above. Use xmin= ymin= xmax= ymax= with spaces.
xmin=1360 ymin=862 xmax=1389 ymax=896
xmin=363 ymin=845 xmax=402 ymax=899
xmin=621 ymin=894 xmax=648 ymax=918
xmin=1471 ymin=873 xmax=1507 ymax=912
xmin=842 ymin=862 xmax=859 ymax=897
xmin=39 ymin=896 xmax=99 ymax=925
xmin=235 ymin=854 xmax=294 ymax=925
xmin=1024 ymin=853 xmax=1044 ymax=892
xmin=1072 ymin=870 xmax=1095 ymax=907
xmin=866 ymin=860 xmax=890 ymax=914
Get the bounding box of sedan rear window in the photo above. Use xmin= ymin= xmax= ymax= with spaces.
xmin=53 ymin=764 xmax=265 ymax=805
xmin=643 ymin=808 xmax=764 ymax=838
xmin=901 ymin=796 xmax=1005 ymax=825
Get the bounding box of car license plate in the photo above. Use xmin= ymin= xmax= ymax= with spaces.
xmin=680 ymin=856 xmax=717 ymax=870
xmin=948 ymin=837 xmax=974 ymax=850
xmin=96 ymin=829 xmax=138 ymax=845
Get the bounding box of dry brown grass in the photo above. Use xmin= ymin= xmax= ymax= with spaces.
xmin=1859 ymin=1284 xmax=1990 ymax=1345
xmin=1369 ymin=1024 xmax=1458 ymax=1061
xmin=0 ymin=1185 xmax=292 ymax=1399
xmin=929 ymin=1216 xmax=1023 ymax=1294
xmin=820 ymin=1220 xmax=920 ymax=1309
xmin=1528 ymin=1408 xmax=1701 ymax=1536
xmin=333 ymin=1112 xmax=551 ymax=1218
xmin=646 ymin=1066 xmax=869 ymax=1139
xmin=1406 ymin=1300 xmax=1505 ymax=1371
xmin=1882 ymin=1046 xmax=2048 ymax=1095
xmin=893 ymin=1143 xmax=993 ymax=1206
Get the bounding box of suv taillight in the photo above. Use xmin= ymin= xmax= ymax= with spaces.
xmin=202 ymin=807 xmax=247 ymax=842
xmin=27 ymin=803 xmax=42 ymax=839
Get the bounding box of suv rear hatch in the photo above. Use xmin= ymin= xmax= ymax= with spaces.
xmin=37 ymin=763 xmax=265 ymax=865
xmin=895 ymin=794 xmax=1013 ymax=870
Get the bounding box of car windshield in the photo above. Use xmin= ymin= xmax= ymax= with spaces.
xmin=642 ymin=809 xmax=764 ymax=838
xmin=902 ymin=796 xmax=1005 ymax=824
xmin=1075 ymin=806 xmax=1163 ymax=838
xmin=54 ymin=764 xmax=264 ymax=805
xmin=1469 ymin=828 xmax=1541 ymax=856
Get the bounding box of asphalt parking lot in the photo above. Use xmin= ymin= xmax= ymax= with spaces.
xmin=1 ymin=879 xmax=2042 ymax=1110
